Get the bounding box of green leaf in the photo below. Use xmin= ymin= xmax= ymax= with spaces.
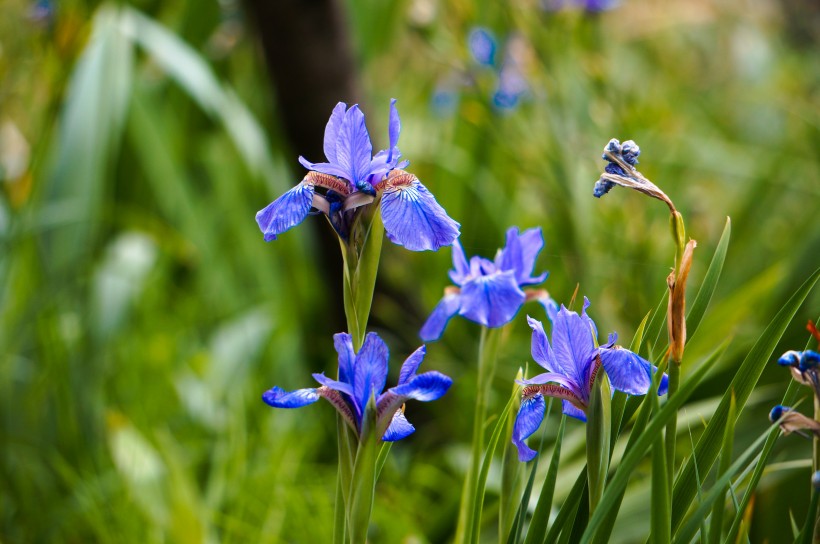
xmin=544 ymin=468 xmax=587 ymax=544
xmin=651 ymin=372 xmax=671 ymax=544
xmin=120 ymin=6 xmax=277 ymax=182
xmin=643 ymin=290 xmax=669 ymax=361
xmin=348 ymin=396 xmax=379 ymax=544
xmin=686 ymin=217 xmax=731 ymax=341
xmin=671 ymin=268 xmax=820 ymax=533
xmin=795 ymin=487 xmax=820 ymax=544
xmin=587 ymin=371 xmax=611 ymax=514
xmin=580 ymin=341 xmax=728 ymax=544
xmin=725 ymin=368 xmax=807 ymax=542
xmin=706 ymin=392 xmax=736 ymax=544
xmin=469 ymin=389 xmax=516 ymax=543
xmin=522 ymin=415 xmax=567 ymax=544
xmin=352 ymin=207 xmax=385 ymax=350
xmin=42 ymin=5 xmax=133 ymax=272
xmin=673 ymin=423 xmax=776 ymax=544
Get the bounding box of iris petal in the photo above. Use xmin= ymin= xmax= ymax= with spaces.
xmin=459 ymin=271 xmax=525 ymax=328
xmin=527 ymin=316 xmax=556 ymax=371
xmin=600 ymin=346 xmax=668 ymax=396
xmin=297 ymin=156 xmax=351 ymax=180
xmin=387 ymin=98 xmax=401 ymax=163
xmin=336 ymin=105 xmax=373 ymax=184
xmin=512 ymin=394 xmax=546 ymax=462
xmin=562 ymin=400 xmax=588 ymax=422
xmin=420 ymin=293 xmax=462 ymax=342
xmin=262 ymin=386 xmax=320 ymax=408
xmin=255 ymin=183 xmax=315 ymax=242
xmin=389 ymin=371 xmax=453 ymax=402
xmin=551 ymin=306 xmax=597 ymax=389
xmin=517 ymin=372 xmax=579 ymax=390
xmin=323 ymin=103 xmax=347 ymax=164
xmin=496 ymin=227 xmax=548 ymax=286
xmin=353 ymin=332 xmax=390 ymax=414
xmin=398 ymin=345 xmax=426 ymax=385
xmin=334 ymin=333 xmax=356 ymax=385
xmin=312 ymin=372 xmax=354 ymax=397
xmin=448 ymin=240 xmax=471 ymax=286
xmin=381 ymin=178 xmax=461 ymax=251
xmin=382 ymin=410 xmax=415 ymax=442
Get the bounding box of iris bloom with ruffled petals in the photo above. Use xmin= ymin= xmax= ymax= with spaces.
xmin=262 ymin=332 xmax=453 ymax=441
xmin=512 ymin=299 xmax=668 ymax=461
xmin=255 ymin=100 xmax=460 ymax=251
xmin=420 ymin=227 xmax=554 ymax=341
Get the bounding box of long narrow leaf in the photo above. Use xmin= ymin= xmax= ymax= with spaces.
xmin=686 ymin=217 xmax=731 ymax=340
xmin=522 ymin=415 xmax=567 ymax=544
xmin=674 ymin=424 xmax=778 ymax=544
xmin=580 ymin=341 xmax=728 ymax=544
xmin=672 ymin=268 xmax=820 ymax=532
xmin=470 ymin=391 xmax=516 ymax=543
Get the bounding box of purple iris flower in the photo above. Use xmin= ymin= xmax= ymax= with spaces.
xmin=255 ymin=100 xmax=460 ymax=251
xmin=420 ymin=226 xmax=555 ymax=341
xmin=512 ymin=298 xmax=668 ymax=461
xmin=262 ymin=332 xmax=453 ymax=442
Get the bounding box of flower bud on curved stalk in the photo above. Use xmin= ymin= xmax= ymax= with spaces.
xmin=667 ymin=239 xmax=697 ymax=364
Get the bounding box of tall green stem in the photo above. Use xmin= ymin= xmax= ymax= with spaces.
xmin=335 ymin=207 xmax=385 ymax=543
xmin=455 ymin=326 xmax=502 ymax=544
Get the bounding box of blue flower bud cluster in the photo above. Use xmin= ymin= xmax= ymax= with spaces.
xmin=594 ymin=138 xmax=641 ymax=198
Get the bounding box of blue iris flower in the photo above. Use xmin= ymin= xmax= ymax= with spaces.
xmin=262 ymin=332 xmax=453 ymax=442
xmin=420 ymin=226 xmax=555 ymax=341
xmin=512 ymin=298 xmax=668 ymax=461
xmin=256 ymin=100 xmax=461 ymax=251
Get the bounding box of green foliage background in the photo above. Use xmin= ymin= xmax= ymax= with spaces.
xmin=0 ymin=0 xmax=818 ymax=541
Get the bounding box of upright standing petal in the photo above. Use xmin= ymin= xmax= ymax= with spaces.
xmin=527 ymin=315 xmax=556 ymax=371
xmin=496 ymin=227 xmax=548 ymax=285
xmin=420 ymin=293 xmax=462 ymax=342
xmin=353 ymin=332 xmax=390 ymax=413
xmin=398 ymin=345 xmax=427 ymax=385
xmin=512 ymin=394 xmax=546 ymax=462
xmin=255 ymin=182 xmax=315 ymax=242
xmin=381 ymin=174 xmax=461 ymax=251
xmin=448 ymin=240 xmax=471 ymax=285
xmin=336 ymin=105 xmax=373 ymax=184
xmin=550 ymin=307 xmax=597 ymax=390
xmin=334 ymin=333 xmax=356 ymax=385
xmin=387 ymin=98 xmax=401 ymax=164
xmin=459 ymin=271 xmax=525 ymax=328
xmin=323 ymin=102 xmax=347 ymax=163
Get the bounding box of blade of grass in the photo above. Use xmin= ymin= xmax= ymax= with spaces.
xmin=674 ymin=423 xmax=780 ymax=544
xmin=707 ymin=392 xmax=737 ymax=544
xmin=470 ymin=389 xmax=516 ymax=543
xmin=686 ymin=217 xmax=731 ymax=341
xmin=522 ymin=415 xmax=567 ymax=544
xmin=543 ymin=468 xmax=587 ymax=544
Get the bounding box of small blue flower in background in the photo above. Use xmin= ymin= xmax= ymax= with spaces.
xmin=256 ymin=100 xmax=460 ymax=251
xmin=263 ymin=332 xmax=453 ymax=441
xmin=541 ymin=0 xmax=620 ymax=13
xmin=512 ymin=298 xmax=668 ymax=461
xmin=468 ymin=27 xmax=498 ymax=67
xmin=420 ymin=226 xmax=555 ymax=341
xmin=492 ymin=34 xmax=531 ymax=111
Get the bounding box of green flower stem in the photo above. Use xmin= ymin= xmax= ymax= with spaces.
xmin=814 ymin=395 xmax=820 ymax=474
xmin=336 ymin=207 xmax=385 ymax=542
xmin=586 ymin=371 xmax=612 ymax=515
xmin=455 ymin=326 xmax=502 ymax=544
xmin=664 ymin=361 xmax=680 ymax=492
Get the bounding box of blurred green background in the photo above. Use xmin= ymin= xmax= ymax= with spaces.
xmin=1 ymin=0 xmax=818 ymax=542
